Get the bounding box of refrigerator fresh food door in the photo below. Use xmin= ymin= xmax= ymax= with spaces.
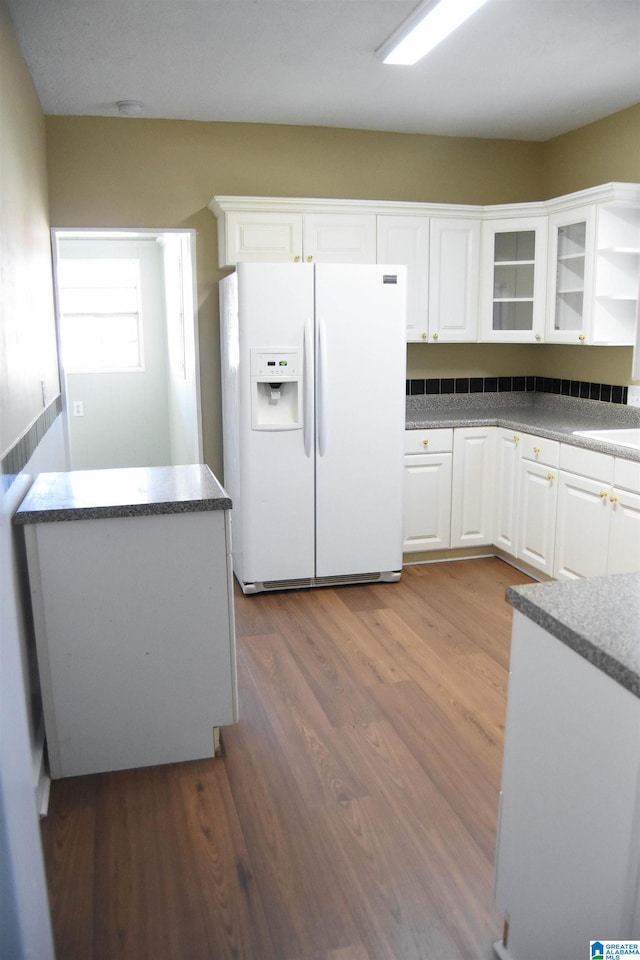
xmin=314 ymin=263 xmax=406 ymax=578
xmin=237 ymin=262 xmax=316 ymax=583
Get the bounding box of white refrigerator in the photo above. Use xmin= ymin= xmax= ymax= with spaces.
xmin=219 ymin=261 xmax=406 ymax=593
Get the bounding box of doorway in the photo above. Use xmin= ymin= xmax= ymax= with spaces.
xmin=52 ymin=229 xmax=203 ymax=470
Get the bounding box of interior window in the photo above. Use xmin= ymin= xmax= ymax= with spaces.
xmin=57 ymin=258 xmax=144 ymax=372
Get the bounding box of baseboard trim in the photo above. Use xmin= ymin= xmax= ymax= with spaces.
xmin=33 ymin=722 xmax=51 ymax=817
xmin=403 ymin=546 xmax=553 ymax=584
xmin=493 ymin=940 xmax=511 ymax=959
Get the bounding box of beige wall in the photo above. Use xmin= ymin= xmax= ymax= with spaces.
xmin=45 ymin=108 xmax=639 ymax=476
xmin=542 ymin=103 xmax=640 ymax=199
xmin=0 ymin=2 xmax=59 ymax=456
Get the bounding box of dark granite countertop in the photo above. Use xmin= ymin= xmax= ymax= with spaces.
xmin=406 ymin=394 xmax=640 ymax=462
xmin=14 ymin=464 xmax=231 ymax=524
xmin=507 ymin=574 xmax=640 ymax=698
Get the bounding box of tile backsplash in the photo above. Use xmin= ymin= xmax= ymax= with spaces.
xmin=406 ymin=375 xmax=629 ymax=405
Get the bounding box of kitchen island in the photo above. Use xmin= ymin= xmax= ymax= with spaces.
xmin=493 ymin=573 xmax=640 ymax=959
xmin=14 ymin=464 xmax=237 ymax=779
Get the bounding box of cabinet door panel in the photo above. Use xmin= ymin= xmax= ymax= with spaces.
xmin=377 ymin=216 xmax=429 ymax=342
xmin=480 ymin=216 xmax=547 ymax=342
xmin=303 ymin=214 xmax=376 ymax=263
xmin=494 ymin=429 xmax=522 ymax=554
xmin=223 ymin=212 xmax=303 ymax=265
xmin=607 ymin=488 xmax=640 ymax=574
xmin=429 ymin=218 xmax=480 ymax=342
xmin=403 ymin=453 xmax=452 ymax=552
xmin=554 ymin=471 xmax=610 ymax=580
xmin=546 ymin=205 xmax=595 ymax=344
xmin=518 ymin=461 xmax=558 ymax=575
xmin=451 ymin=427 xmax=495 ymax=547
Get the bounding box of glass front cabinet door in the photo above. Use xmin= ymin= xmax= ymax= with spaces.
xmin=545 ymin=205 xmax=595 ymax=343
xmin=480 ymin=216 xmax=548 ymax=342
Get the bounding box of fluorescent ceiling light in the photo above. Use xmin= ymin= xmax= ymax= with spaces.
xmin=378 ymin=0 xmax=490 ymax=66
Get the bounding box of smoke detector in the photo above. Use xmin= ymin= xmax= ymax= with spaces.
xmin=116 ymin=100 xmax=145 ymax=117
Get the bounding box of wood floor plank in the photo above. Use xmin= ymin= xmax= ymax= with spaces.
xmin=367 ymin=679 xmax=501 ymax=859
xmin=242 ymin=631 xmax=370 ymax=808
xmin=359 ymin=604 xmax=506 ymax=771
xmin=222 ymin=645 xmax=362 ymax=958
xmin=266 ymin=591 xmax=386 ymax=727
xmin=301 ymin=588 xmax=411 ymax=686
xmin=40 ymin=776 xmax=97 ymax=960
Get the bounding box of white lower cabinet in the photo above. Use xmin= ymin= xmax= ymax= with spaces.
xmin=403 ymin=426 xmax=640 ymax=575
xmin=516 ymin=434 xmax=559 ymax=577
xmin=554 ymin=472 xmax=612 ymax=580
xmin=608 ymin=459 xmax=640 ymax=574
xmin=450 ymin=426 xmax=495 ymax=548
xmin=493 ymin=429 xmax=522 ymax=554
xmin=555 ymin=447 xmax=640 ymax=579
xmin=606 ymin=487 xmax=640 ymax=573
xmin=518 ymin=462 xmax=558 ymax=576
xmin=403 ymin=429 xmax=452 ymax=552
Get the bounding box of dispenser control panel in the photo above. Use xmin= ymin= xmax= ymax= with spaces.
xmin=250 ymin=348 xmax=301 ymax=379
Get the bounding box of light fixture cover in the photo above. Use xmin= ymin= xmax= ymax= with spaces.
xmin=116 ymin=100 xmax=145 ymax=116
xmin=378 ymin=0 xmax=490 ymax=65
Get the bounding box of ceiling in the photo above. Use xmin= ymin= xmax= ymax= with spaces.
xmin=5 ymin=0 xmax=640 ymax=141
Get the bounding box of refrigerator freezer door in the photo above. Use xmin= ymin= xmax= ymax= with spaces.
xmin=314 ymin=264 xmax=406 ymax=578
xmin=237 ymin=262 xmax=316 ymax=584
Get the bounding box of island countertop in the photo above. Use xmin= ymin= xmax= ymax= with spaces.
xmin=14 ymin=464 xmax=231 ymax=524
xmin=506 ymin=573 xmax=640 ymax=698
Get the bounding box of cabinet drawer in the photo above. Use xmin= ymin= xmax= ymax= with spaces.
xmin=614 ymin=457 xmax=640 ymax=493
xmin=520 ymin=433 xmax=560 ymax=467
xmin=560 ymin=443 xmax=613 ymax=483
xmin=404 ymin=428 xmax=453 ymax=454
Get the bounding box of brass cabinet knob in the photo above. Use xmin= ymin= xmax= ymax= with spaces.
xmin=547 ymin=473 xmax=555 ymax=481
xmin=610 ymin=494 xmax=619 ymax=503
xmin=513 ymin=435 xmax=520 ymax=443
xmin=422 ymin=438 xmax=429 ymax=447
xmin=421 ymin=332 xmax=428 ymax=340
xmin=535 ymin=333 xmax=542 ymax=341
xmin=432 ymin=332 xmax=439 ymax=340
xmin=306 ymin=255 xmax=313 ymax=262
xmin=293 ymin=255 xmax=300 ymax=262
xmin=578 ymin=334 xmax=586 ymax=342
xmin=599 ymin=490 xmax=609 ymax=498
xmin=533 ymin=446 xmax=541 ymax=454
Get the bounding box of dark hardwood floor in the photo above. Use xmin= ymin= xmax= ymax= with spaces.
xmin=41 ymin=558 xmax=533 ymax=960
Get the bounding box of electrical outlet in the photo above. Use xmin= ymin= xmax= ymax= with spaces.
xmin=627 ymin=385 xmax=640 ymax=408
xmin=72 ymin=401 xmax=84 ymax=417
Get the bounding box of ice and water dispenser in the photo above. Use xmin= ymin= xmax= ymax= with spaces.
xmin=250 ymin=348 xmax=302 ymax=429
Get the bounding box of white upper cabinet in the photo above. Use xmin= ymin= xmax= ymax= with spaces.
xmin=592 ymin=201 xmax=640 ymax=345
xmin=377 ymin=215 xmax=430 ymax=341
xmin=210 ymin=186 xmax=639 ymax=343
xmin=480 ymin=216 xmax=548 ymax=342
xmin=429 ymin=218 xmax=480 ymax=342
xmin=303 ymin=214 xmax=376 ymax=263
xmin=215 ymin=210 xmax=303 ymax=266
xmin=545 ymin=205 xmax=596 ymax=344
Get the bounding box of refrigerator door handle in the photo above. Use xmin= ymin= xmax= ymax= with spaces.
xmin=303 ymin=318 xmax=313 ymax=458
xmin=317 ymin=317 xmax=328 ymax=457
